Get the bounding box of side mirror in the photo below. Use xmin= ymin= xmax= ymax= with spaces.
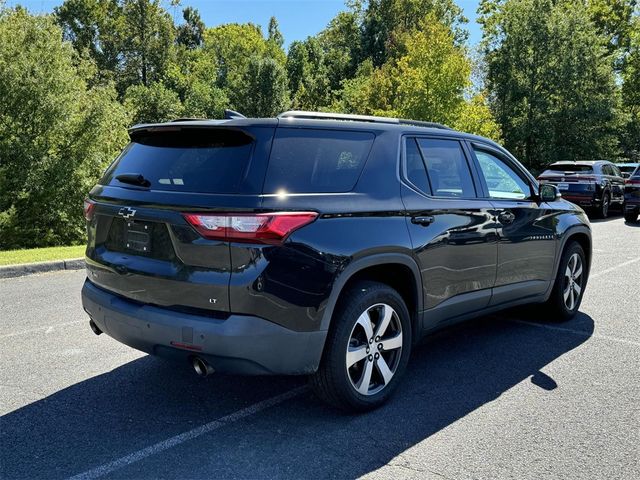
xmin=539 ymin=183 xmax=561 ymax=202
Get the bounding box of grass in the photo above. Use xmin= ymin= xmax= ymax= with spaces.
xmin=0 ymin=245 xmax=85 ymax=266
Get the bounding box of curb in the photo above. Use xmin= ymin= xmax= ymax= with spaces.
xmin=0 ymin=258 xmax=85 ymax=279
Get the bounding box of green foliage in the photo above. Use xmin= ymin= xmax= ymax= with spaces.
xmin=361 ymin=0 xmax=468 ymax=66
xmin=620 ymin=16 xmax=640 ymax=160
xmin=453 ymin=93 xmax=502 ymax=141
xmin=267 ymin=16 xmax=284 ymax=48
xmin=2 ymin=0 xmax=638 ymax=249
xmin=176 ymin=6 xmax=205 ymax=49
xmin=286 ymin=38 xmax=331 ymax=109
xmin=236 ymin=56 xmax=290 ymax=117
xmin=120 ymin=0 xmax=174 ymax=88
xmin=0 ymin=8 xmax=129 ymax=248
xmin=124 ymin=81 xmax=183 ymax=123
xmin=482 ymin=0 xmax=621 ymax=170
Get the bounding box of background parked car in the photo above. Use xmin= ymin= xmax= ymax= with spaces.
xmin=538 ymin=161 xmax=625 ymax=218
xmin=624 ymin=165 xmax=640 ymax=223
xmin=617 ymin=162 xmax=640 ymax=179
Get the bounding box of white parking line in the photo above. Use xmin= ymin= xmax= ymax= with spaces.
xmin=511 ymin=319 xmax=640 ymax=347
xmin=67 ymin=386 xmax=307 ymax=480
xmin=590 ymin=256 xmax=640 ymax=279
xmin=0 ymin=320 xmax=85 ymax=340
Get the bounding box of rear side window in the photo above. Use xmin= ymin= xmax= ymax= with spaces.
xmin=417 ymin=139 xmax=476 ymax=198
xmin=405 ymin=138 xmax=430 ymax=194
xmin=102 ymin=128 xmax=254 ymax=194
xmin=264 ymin=128 xmax=374 ymax=193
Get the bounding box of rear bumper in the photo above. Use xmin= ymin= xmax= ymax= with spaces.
xmin=561 ymin=192 xmax=598 ymax=207
xmin=81 ymin=279 xmax=326 ymax=375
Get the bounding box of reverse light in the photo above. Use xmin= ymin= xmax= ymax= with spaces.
xmin=83 ymin=198 xmax=95 ymax=221
xmin=182 ymin=212 xmax=318 ymax=244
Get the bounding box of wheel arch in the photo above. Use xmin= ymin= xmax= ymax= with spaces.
xmin=544 ymin=224 xmax=592 ymax=300
xmin=319 ymin=254 xmax=423 ymax=344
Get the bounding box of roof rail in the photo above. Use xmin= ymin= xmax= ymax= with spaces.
xmin=278 ymin=110 xmax=451 ymax=130
xmin=398 ymin=119 xmax=452 ymax=130
xmin=170 ymin=117 xmax=207 ymax=122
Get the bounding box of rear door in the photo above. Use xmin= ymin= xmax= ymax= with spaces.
xmin=400 ymin=136 xmax=498 ymax=330
xmin=85 ymin=124 xmax=274 ymax=313
xmin=605 ymin=163 xmax=625 ymax=204
xmin=468 ymin=142 xmax=557 ymax=305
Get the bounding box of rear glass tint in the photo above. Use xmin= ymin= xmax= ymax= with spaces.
xmin=546 ymin=164 xmax=594 ymax=173
xmin=264 ymin=128 xmax=374 ymax=193
xmin=101 ymin=128 xmax=254 ymax=194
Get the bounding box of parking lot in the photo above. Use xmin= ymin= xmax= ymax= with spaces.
xmin=1 ymin=215 xmax=638 ymax=480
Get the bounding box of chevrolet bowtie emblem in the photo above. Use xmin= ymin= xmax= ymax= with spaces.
xmin=118 ymin=207 xmax=137 ymax=219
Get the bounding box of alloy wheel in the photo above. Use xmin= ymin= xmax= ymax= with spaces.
xmin=346 ymin=303 xmax=403 ymax=396
xmin=563 ymin=253 xmax=583 ymax=311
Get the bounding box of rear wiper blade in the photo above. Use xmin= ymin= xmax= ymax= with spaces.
xmin=115 ymin=173 xmax=150 ymax=188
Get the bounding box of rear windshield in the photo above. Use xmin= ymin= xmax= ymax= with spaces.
xmin=263 ymin=128 xmax=375 ymax=193
xmin=101 ymin=128 xmax=254 ymax=194
xmin=632 ymin=166 xmax=640 ymax=178
xmin=545 ymin=164 xmax=594 ymax=173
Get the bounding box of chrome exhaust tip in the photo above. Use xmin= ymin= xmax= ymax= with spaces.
xmin=192 ymin=357 xmax=214 ymax=377
xmin=89 ymin=319 xmax=102 ymax=336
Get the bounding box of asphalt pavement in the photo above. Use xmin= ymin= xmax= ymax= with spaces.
xmin=1 ymin=215 xmax=639 ymax=479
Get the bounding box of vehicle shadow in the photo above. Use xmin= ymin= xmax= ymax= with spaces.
xmin=588 ymin=211 xmax=623 ymax=223
xmin=1 ymin=312 xmax=594 ymax=479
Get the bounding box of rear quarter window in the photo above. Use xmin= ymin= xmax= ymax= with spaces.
xmin=263 ymin=128 xmax=375 ymax=193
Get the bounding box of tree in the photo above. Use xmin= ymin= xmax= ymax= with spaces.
xmin=620 ymin=16 xmax=640 ymax=160
xmin=482 ymin=0 xmax=620 ymax=170
xmin=453 ymin=93 xmax=502 ymax=140
xmin=360 ymin=0 xmax=468 ymax=66
xmin=203 ymin=22 xmax=286 ymax=110
xmin=334 ymin=16 xmax=472 ymax=123
xmin=0 ymin=8 xmax=129 ymax=248
xmin=318 ymin=11 xmax=362 ymax=91
xmin=267 ymin=16 xmax=284 ymax=48
xmin=236 ymin=56 xmax=289 ymax=117
xmin=176 ymin=6 xmax=204 ymax=49
xmin=124 ymin=81 xmax=183 ymax=123
xmin=55 ymin=0 xmax=124 ymax=81
xmin=286 ymin=38 xmax=330 ymax=109
xmin=121 ymin=0 xmax=175 ymax=88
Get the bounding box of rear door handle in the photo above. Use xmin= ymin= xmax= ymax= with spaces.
xmin=411 ymin=215 xmax=435 ymax=226
xmin=498 ymin=211 xmax=515 ymax=224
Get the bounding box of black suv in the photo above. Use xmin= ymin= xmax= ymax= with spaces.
xmin=624 ymin=165 xmax=640 ymax=223
xmin=537 ymin=160 xmax=625 ymax=218
xmin=82 ymin=111 xmax=591 ymax=411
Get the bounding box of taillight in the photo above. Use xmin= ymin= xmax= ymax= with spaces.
xmin=83 ymin=199 xmax=95 ymax=221
xmin=625 ymin=178 xmax=640 ymax=185
xmin=182 ymin=212 xmax=318 ymax=244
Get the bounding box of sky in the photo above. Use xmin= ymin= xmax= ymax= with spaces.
xmin=7 ymin=0 xmax=483 ymax=48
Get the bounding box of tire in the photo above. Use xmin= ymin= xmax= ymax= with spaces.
xmin=624 ymin=209 xmax=638 ymax=223
xmin=543 ymin=241 xmax=587 ymax=321
xmin=309 ymin=281 xmax=412 ymax=412
xmin=596 ymin=192 xmax=610 ymax=218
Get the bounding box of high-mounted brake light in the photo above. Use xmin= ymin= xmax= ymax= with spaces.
xmin=83 ymin=199 xmax=95 ymax=221
xmin=182 ymin=212 xmax=318 ymax=244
